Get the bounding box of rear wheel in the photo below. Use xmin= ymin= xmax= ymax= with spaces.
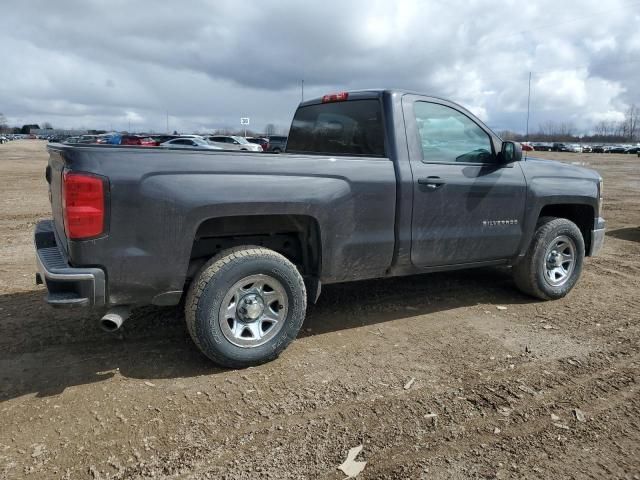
xmin=185 ymin=246 xmax=307 ymax=368
xmin=513 ymin=217 xmax=585 ymax=300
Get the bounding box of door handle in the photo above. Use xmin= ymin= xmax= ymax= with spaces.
xmin=418 ymin=177 xmax=445 ymax=189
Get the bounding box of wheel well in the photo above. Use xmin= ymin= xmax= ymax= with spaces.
xmin=187 ymin=215 xmax=321 ymax=280
xmin=538 ymin=204 xmax=594 ymax=253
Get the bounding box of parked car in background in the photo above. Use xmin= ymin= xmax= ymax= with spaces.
xmin=247 ymin=137 xmax=270 ymax=151
xmin=150 ymin=135 xmax=179 ymax=144
xmin=608 ymin=145 xmax=627 ymax=154
xmin=0 ymin=136 xmax=8 ymax=144
xmin=63 ymin=136 xmax=81 ymax=144
xmin=206 ymin=135 xmax=263 ymax=152
xmin=582 ymin=145 xmax=593 ymax=153
xmin=94 ymin=133 xmax=123 ymax=145
xmin=48 ymin=136 xmax=69 ymax=143
xmin=591 ymin=145 xmax=605 ymax=153
xmin=520 ymin=142 xmax=534 ymax=151
xmin=76 ymin=135 xmax=100 ymax=144
xmin=265 ymin=135 xmax=287 ymax=153
xmin=121 ymin=135 xmax=157 ymax=147
xmin=159 ymin=137 xmax=222 ymax=149
xmin=532 ymin=142 xmax=552 ymax=151
xmin=173 ymin=134 xmax=205 ymax=139
xmin=552 ymin=143 xmax=572 ymax=152
xmin=569 ymin=144 xmax=582 ymax=153
xmin=625 ymin=146 xmax=640 ymax=154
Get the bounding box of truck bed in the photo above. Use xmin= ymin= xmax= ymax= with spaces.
xmin=46 ymin=144 xmax=397 ymax=306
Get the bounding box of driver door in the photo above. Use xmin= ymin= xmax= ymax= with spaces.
xmin=402 ymin=96 xmax=527 ymax=267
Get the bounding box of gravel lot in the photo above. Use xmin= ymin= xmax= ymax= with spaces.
xmin=0 ymin=140 xmax=638 ymax=479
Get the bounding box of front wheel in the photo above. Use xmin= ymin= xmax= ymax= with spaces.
xmin=513 ymin=217 xmax=585 ymax=300
xmin=185 ymin=246 xmax=307 ymax=368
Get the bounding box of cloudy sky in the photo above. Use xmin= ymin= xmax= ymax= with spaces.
xmin=0 ymin=0 xmax=638 ymax=134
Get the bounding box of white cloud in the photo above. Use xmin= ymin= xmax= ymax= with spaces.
xmin=0 ymin=0 xmax=637 ymax=134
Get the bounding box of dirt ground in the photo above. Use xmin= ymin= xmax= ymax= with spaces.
xmin=0 ymin=140 xmax=638 ymax=479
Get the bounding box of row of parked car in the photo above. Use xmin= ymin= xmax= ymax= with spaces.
xmin=51 ymin=133 xmax=288 ymax=153
xmin=0 ymin=134 xmax=28 ymax=143
xmin=522 ymin=142 xmax=640 ymax=154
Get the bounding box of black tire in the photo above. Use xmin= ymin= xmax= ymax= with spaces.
xmin=185 ymin=246 xmax=307 ymax=368
xmin=272 ymin=148 xmax=281 ymax=154
xmin=512 ymin=217 xmax=585 ymax=300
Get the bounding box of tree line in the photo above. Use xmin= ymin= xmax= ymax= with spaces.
xmin=0 ymin=114 xmax=55 ymax=134
xmin=500 ymin=104 xmax=639 ymax=143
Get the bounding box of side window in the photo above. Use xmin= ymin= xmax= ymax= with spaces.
xmin=414 ymin=102 xmax=494 ymax=164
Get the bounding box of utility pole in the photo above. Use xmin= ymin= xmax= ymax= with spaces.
xmin=526 ymin=71 xmax=532 ymax=141
xmin=301 ymin=79 xmax=304 ymax=102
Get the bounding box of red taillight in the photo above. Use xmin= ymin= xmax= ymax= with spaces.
xmin=321 ymin=92 xmax=349 ymax=103
xmin=62 ymin=172 xmax=106 ymax=239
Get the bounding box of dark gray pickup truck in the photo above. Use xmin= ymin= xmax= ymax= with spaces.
xmin=35 ymin=89 xmax=605 ymax=367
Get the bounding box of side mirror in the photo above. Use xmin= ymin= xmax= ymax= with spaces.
xmin=500 ymin=141 xmax=522 ymax=164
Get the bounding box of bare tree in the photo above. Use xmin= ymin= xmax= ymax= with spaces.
xmin=0 ymin=113 xmax=8 ymax=133
xmin=534 ymin=121 xmax=576 ymax=141
xmin=593 ymin=120 xmax=610 ymax=137
xmin=496 ymin=130 xmax=524 ymax=141
xmin=265 ymin=123 xmax=276 ymax=136
xmin=622 ymin=104 xmax=638 ymax=141
xmin=42 ymin=121 xmax=53 ymax=129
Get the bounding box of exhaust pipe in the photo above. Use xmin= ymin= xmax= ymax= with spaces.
xmin=100 ymin=306 xmax=131 ymax=333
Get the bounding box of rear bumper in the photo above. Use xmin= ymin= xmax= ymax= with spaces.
xmin=34 ymin=220 xmax=106 ymax=308
xmin=588 ymin=217 xmax=605 ymax=256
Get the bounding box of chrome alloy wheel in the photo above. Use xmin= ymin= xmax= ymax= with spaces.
xmin=543 ymin=235 xmax=576 ymax=287
xmin=219 ymin=274 xmax=288 ymax=348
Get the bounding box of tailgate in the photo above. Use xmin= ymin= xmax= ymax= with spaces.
xmin=46 ymin=147 xmax=69 ymax=255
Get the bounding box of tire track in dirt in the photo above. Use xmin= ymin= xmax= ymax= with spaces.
xmin=112 ymin=335 xmax=639 ymax=479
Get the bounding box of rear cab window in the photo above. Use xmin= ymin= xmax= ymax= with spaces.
xmin=286 ymin=98 xmax=386 ymax=157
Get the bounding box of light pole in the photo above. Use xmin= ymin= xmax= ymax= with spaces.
xmin=526 ymin=71 xmax=532 ymax=141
